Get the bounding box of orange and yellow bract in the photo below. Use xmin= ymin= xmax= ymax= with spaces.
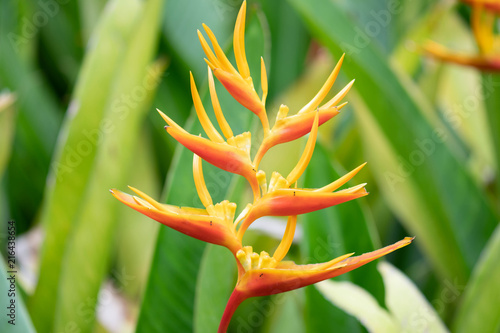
xmin=111 ymin=1 xmax=413 ymax=332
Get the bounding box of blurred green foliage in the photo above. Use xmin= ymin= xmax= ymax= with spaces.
xmin=1 ymin=0 xmax=499 ymax=332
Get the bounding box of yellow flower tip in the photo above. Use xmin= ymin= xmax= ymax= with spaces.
xmin=234 ymin=0 xmax=250 ymax=79
xmin=298 ymin=54 xmax=345 ymax=114
xmin=204 ymin=58 xmax=216 ymax=70
xmin=157 ymin=109 xmax=185 ymax=132
xmin=193 ymin=154 xmax=214 ymax=208
xmin=208 ymin=66 xmax=234 ymax=140
xmin=272 ymin=215 xmax=298 ymax=262
xmin=321 ymin=79 xmax=355 ymax=110
xmin=198 ymin=30 xmax=220 ymax=68
xmin=315 ymin=252 xmax=356 ymax=271
xmin=110 ymin=188 xmax=134 ymax=204
xmin=202 ymin=23 xmax=236 ymax=74
xmin=336 ymin=101 xmax=349 ymax=111
xmin=256 ymin=170 xmax=268 ymax=196
xmin=190 ymin=72 xmax=225 ymax=143
xmin=260 ymin=57 xmax=268 ymax=103
xmin=315 ymin=162 xmax=367 ymax=193
xmin=338 ymin=183 xmax=368 ymax=196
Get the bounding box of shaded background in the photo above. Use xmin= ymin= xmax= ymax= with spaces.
xmin=0 ymin=0 xmax=499 ymax=332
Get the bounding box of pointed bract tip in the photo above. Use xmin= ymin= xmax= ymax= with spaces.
xmin=157 ymin=108 xmax=168 ymax=119
xmin=336 ymin=102 xmax=348 ymax=111
xmin=109 ymin=189 xmax=114 ymax=194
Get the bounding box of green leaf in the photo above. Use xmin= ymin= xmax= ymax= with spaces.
xmin=262 ymin=291 xmax=305 ymax=333
xmin=135 ymin=122 xmax=207 ymax=332
xmin=302 ymin=143 xmax=383 ymax=332
xmin=378 ymin=262 xmax=448 ymax=333
xmin=316 ymin=280 xmax=399 ymax=333
xmin=194 ymin=245 xmax=236 ymax=333
xmin=28 ymin=0 xmax=161 ymax=331
xmin=0 ymin=93 xmax=16 ymax=178
xmin=482 ymin=73 xmax=500 ymax=209
xmin=161 ymin=0 xmax=239 ymax=75
xmin=453 ymin=224 xmax=500 ymax=333
xmin=51 ymin=3 xmax=165 ymax=333
xmin=78 ymin=0 xmax=108 ymax=43
xmin=317 ymin=262 xmax=448 ymax=333
xmin=0 ymin=255 xmax=35 ymax=333
xmin=113 ymin=135 xmax=161 ymax=300
xmin=38 ymin=0 xmax=83 ymax=86
xmin=0 ymin=0 xmax=63 ymax=231
xmin=288 ymin=0 xmax=497 ymax=285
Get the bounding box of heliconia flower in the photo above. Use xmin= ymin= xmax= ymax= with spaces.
xmin=113 ymin=1 xmax=415 ymax=331
xmin=198 ymin=1 xmax=270 ymax=134
xmin=253 ymin=54 xmax=354 ymax=167
xmin=235 ymin=113 xmax=368 ymax=239
xmin=423 ymin=3 xmax=500 ymax=71
xmin=110 ymin=154 xmax=242 ymax=255
xmin=217 ymin=236 xmax=414 ymax=332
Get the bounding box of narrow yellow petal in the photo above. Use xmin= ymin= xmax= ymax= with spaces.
xmin=127 ymin=186 xmax=165 ymax=211
xmin=208 ymin=67 xmax=234 ymax=139
xmin=204 ymin=58 xmax=216 ymax=70
xmin=190 ymin=72 xmax=224 ymax=143
xmin=272 ymin=215 xmax=297 ymax=262
xmin=260 ymin=57 xmax=268 ymax=105
xmin=336 ymin=183 xmax=368 ymax=195
xmin=233 ymin=1 xmax=250 ymax=79
xmin=320 ymin=80 xmax=355 ymax=110
xmin=193 ymin=154 xmax=213 ymax=208
xmin=315 ymin=162 xmax=367 ymax=193
xmin=132 ymin=196 xmax=155 ymax=209
xmin=234 ymin=203 xmax=252 ymax=228
xmin=336 ymin=101 xmax=348 ymax=111
xmin=197 ymin=30 xmax=219 ymax=68
xmin=256 ymin=170 xmax=267 ymax=196
xmin=286 ymin=112 xmax=319 ymax=185
xmin=298 ymin=54 xmax=345 ymax=114
xmin=203 ymin=23 xmax=237 ymax=74
xmin=314 ymin=252 xmax=355 ymax=270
